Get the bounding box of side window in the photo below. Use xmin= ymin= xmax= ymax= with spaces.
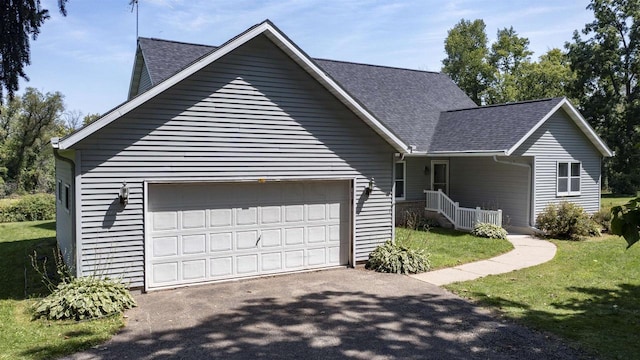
xmin=557 ymin=162 xmax=581 ymax=196
xmin=395 ymin=161 xmax=405 ymax=200
xmin=64 ymin=184 xmax=70 ymax=211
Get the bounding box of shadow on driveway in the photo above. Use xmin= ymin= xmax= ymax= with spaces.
xmin=61 ymin=268 xmax=590 ymax=359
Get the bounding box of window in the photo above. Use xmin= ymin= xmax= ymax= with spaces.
xmin=57 ymin=180 xmax=62 ymax=202
xmin=64 ymin=184 xmax=70 ymax=211
xmin=557 ymin=162 xmax=581 ymax=196
xmin=395 ymin=161 xmax=405 ymax=200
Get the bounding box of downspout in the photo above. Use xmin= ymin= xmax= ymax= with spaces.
xmin=492 ymin=155 xmax=541 ymax=233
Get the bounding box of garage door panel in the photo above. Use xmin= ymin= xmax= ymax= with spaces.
xmin=285 ymin=205 xmax=304 ymax=222
xmin=153 ymin=262 xmax=178 ymax=283
xmin=261 ymin=229 xmax=282 ymax=247
xmin=183 ymin=234 xmax=206 ymax=254
xmin=285 ymin=250 xmax=304 ymax=268
xmin=183 ymin=260 xmax=206 ymax=280
xmin=153 ymin=236 xmax=178 ymax=257
xmin=237 ymin=255 xmax=258 ymax=274
xmin=285 ymin=227 xmax=304 ymax=245
xmin=308 ymin=226 xmax=326 ymax=243
xmin=183 ymin=210 xmax=206 ymax=229
xmin=236 ymin=207 xmax=257 ymax=225
xmin=211 ymin=209 xmax=232 ymax=227
xmin=148 ymin=181 xmax=350 ymax=289
xmin=211 ymin=232 xmax=233 ymax=251
xmin=153 ymin=212 xmax=178 ymax=231
xmin=261 ymin=252 xmax=282 ymax=271
xmin=211 ymin=257 xmax=233 ymax=276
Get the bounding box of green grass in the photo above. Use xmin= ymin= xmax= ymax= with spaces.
xmin=446 ymin=235 xmax=640 ymax=359
xmin=395 ymin=227 xmax=514 ymax=269
xmin=0 ymin=221 xmax=125 ymax=360
xmin=601 ymin=194 xmax=636 ymax=210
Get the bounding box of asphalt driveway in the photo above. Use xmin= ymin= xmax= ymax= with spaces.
xmin=65 ymin=268 xmax=589 ymax=360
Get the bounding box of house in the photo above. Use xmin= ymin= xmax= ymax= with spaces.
xmin=52 ymin=20 xmax=612 ymax=291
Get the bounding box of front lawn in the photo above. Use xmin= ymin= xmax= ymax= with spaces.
xmin=446 ymin=235 xmax=640 ymax=359
xmin=0 ymin=221 xmax=124 ymax=360
xmin=396 ymin=227 xmax=514 ymax=269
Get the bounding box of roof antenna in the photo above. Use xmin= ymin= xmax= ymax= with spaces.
xmin=130 ymin=0 xmax=139 ymax=39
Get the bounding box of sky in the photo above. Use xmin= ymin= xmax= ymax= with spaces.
xmin=20 ymin=0 xmax=595 ymax=118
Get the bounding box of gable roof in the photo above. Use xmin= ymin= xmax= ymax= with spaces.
xmin=129 ymin=39 xmax=476 ymax=153
xmin=55 ymin=20 xmax=409 ymax=152
xmin=430 ymin=97 xmax=613 ymax=157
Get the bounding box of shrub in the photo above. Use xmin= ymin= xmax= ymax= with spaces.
xmin=472 ymin=222 xmax=508 ymax=239
xmin=0 ymin=193 xmax=55 ymax=222
xmin=592 ymin=209 xmax=612 ymax=233
xmin=536 ymin=202 xmax=597 ymax=240
xmin=366 ymin=240 xmax=430 ymax=274
xmin=32 ymin=276 xmax=136 ymax=321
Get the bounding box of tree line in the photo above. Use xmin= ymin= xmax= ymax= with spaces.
xmin=442 ymin=0 xmax=640 ymax=195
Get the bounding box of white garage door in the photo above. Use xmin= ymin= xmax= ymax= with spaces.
xmin=146 ymin=181 xmax=350 ymax=289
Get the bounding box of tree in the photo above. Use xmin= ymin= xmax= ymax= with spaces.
xmin=485 ymin=27 xmax=533 ymax=104
xmin=442 ymin=19 xmax=494 ymax=105
xmin=443 ymin=21 xmax=573 ymax=105
xmin=566 ymin=0 xmax=640 ymax=194
xmin=0 ymin=0 xmax=68 ymax=101
xmin=83 ymin=113 xmax=101 ymax=126
xmin=611 ymin=197 xmax=640 ymax=248
xmin=0 ymin=88 xmax=65 ymax=193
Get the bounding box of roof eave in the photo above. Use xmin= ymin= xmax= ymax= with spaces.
xmin=405 ymin=150 xmax=508 ymax=157
xmin=58 ymin=20 xmax=409 ymax=153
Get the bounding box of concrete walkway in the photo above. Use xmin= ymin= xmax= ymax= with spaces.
xmin=410 ymin=234 xmax=557 ymax=286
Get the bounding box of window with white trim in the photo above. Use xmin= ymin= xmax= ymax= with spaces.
xmin=395 ymin=161 xmax=406 ymax=200
xmin=557 ymin=161 xmax=581 ymax=196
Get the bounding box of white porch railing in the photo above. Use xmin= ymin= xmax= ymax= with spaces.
xmin=424 ymin=189 xmax=503 ymax=231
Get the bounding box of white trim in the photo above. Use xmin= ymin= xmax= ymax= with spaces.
xmin=57 ymin=21 xmax=408 ymax=153
xmin=143 ymin=181 xmax=150 ymax=292
xmin=351 ymin=178 xmax=357 ymax=268
xmin=507 ymin=98 xmax=614 ymax=157
xmin=430 ymin=160 xmax=449 ymax=194
xmin=74 ymin=151 xmax=82 ymax=277
xmin=394 ymin=161 xmax=406 ymax=200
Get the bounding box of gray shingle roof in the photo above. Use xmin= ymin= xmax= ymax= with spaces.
xmin=135 ymin=37 xmax=560 ymax=154
xmin=138 ymin=38 xmax=217 ymax=84
xmin=431 ymin=98 xmax=564 ymax=153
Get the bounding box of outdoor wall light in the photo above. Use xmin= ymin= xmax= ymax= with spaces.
xmin=365 ymin=177 xmax=375 ymax=196
xmin=119 ymin=181 xmax=129 ymax=206
xmin=424 ymin=166 xmax=430 ymax=175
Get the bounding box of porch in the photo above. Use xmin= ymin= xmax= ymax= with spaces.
xmin=424 ymin=189 xmax=502 ymax=231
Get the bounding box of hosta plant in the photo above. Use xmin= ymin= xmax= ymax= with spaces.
xmin=366 ymin=240 xmax=431 ymax=274
xmin=472 ymin=222 xmax=508 ymax=239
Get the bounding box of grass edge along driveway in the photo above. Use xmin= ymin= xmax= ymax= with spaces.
xmin=0 ymin=220 xmax=124 ymax=360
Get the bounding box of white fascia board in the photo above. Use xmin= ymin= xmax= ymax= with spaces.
xmin=559 ymin=100 xmax=614 ymax=157
xmin=506 ymin=98 xmax=614 ymax=157
xmin=406 ymin=150 xmax=507 ymax=157
xmin=58 ymin=21 xmax=409 ymax=153
xmin=58 ymin=22 xmax=272 ymax=150
xmin=262 ymin=28 xmax=409 ymax=153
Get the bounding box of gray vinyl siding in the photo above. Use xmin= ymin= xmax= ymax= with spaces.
xmin=513 ymin=110 xmax=602 ymax=218
xmin=74 ymin=35 xmax=395 ymax=287
xmin=137 ymin=61 xmax=152 ymax=95
xmin=55 ymin=155 xmax=75 ymax=274
xmin=402 ymin=157 xmax=430 ymax=201
xmin=449 ymin=157 xmax=531 ymax=227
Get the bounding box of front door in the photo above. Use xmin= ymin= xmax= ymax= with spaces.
xmin=431 ymin=160 xmax=449 ymax=194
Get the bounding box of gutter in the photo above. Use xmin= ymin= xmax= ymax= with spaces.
xmin=492 ymin=155 xmax=542 ymax=234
